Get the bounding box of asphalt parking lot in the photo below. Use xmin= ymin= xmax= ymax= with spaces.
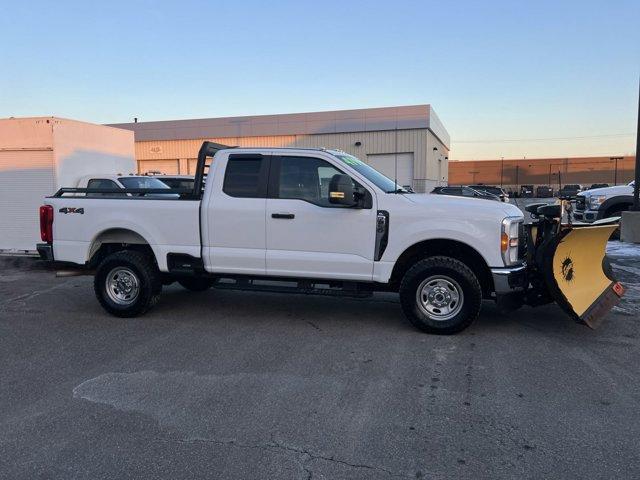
xmin=1 ymin=244 xmax=639 ymax=480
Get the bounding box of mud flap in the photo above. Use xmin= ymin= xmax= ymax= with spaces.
xmin=542 ymin=225 xmax=625 ymax=328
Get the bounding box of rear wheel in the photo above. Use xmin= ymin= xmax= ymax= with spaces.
xmin=177 ymin=277 xmax=215 ymax=291
xmin=94 ymin=250 xmax=161 ymax=317
xmin=399 ymin=256 xmax=482 ymax=334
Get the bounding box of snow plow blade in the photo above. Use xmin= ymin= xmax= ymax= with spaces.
xmin=542 ymin=224 xmax=624 ymax=329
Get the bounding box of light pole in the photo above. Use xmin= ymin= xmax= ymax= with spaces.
xmin=633 ymin=77 xmax=640 ymax=210
xmin=610 ymin=156 xmax=622 ymax=185
xmin=500 ymin=157 xmax=504 ymax=187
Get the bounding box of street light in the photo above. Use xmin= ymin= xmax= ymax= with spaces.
xmin=610 ymin=156 xmax=623 ymax=185
xmin=633 ymin=76 xmax=640 ymax=210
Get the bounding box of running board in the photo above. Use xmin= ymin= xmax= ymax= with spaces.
xmin=211 ymin=277 xmax=373 ymax=298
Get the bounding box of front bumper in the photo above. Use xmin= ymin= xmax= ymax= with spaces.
xmin=573 ymin=209 xmax=598 ymax=223
xmin=37 ymin=243 xmax=54 ymax=261
xmin=491 ymin=264 xmax=527 ymax=294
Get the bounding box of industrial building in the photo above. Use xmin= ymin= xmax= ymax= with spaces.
xmin=109 ymin=105 xmax=450 ymax=193
xmin=449 ymin=156 xmax=636 ymax=192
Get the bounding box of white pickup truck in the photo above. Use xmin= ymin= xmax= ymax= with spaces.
xmin=38 ymin=143 xmax=623 ymax=334
xmin=573 ymin=181 xmax=635 ymax=223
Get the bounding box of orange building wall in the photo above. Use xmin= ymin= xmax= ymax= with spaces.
xmin=449 ymin=156 xmax=635 ymax=188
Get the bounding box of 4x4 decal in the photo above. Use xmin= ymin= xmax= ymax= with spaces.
xmin=59 ymin=207 xmax=84 ymax=214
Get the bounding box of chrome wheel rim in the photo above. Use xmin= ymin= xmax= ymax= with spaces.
xmin=416 ymin=275 xmax=463 ymax=321
xmin=106 ymin=267 xmax=140 ymax=305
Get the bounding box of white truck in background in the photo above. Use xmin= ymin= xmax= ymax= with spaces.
xmin=38 ymin=143 xmax=624 ymax=334
xmin=573 ymin=181 xmax=635 ymax=223
xmin=73 ymin=174 xmax=178 ymax=198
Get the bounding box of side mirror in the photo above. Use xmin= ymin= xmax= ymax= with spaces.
xmin=328 ymin=174 xmax=357 ymax=206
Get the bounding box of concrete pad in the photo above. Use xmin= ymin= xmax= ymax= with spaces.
xmin=621 ymin=210 xmax=640 ymax=243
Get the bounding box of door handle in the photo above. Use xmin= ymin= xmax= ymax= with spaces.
xmin=271 ymin=213 xmax=295 ymax=219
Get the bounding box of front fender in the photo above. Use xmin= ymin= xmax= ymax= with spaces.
xmin=383 ymin=220 xmax=503 ymax=268
xmin=596 ymin=195 xmax=633 ymax=219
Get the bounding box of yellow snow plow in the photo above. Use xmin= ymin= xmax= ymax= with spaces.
xmin=523 ymin=202 xmax=625 ymax=329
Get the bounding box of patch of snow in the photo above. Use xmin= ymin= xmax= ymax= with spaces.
xmin=612 ymin=264 xmax=640 ymax=277
xmin=607 ymin=241 xmax=640 ymax=258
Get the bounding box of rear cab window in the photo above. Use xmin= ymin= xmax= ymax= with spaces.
xmin=223 ymin=155 xmax=269 ymax=198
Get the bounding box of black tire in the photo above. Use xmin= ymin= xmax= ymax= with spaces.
xmin=94 ymin=250 xmax=161 ymax=317
xmin=177 ymin=277 xmax=215 ymax=292
xmin=399 ymin=256 xmax=482 ymax=334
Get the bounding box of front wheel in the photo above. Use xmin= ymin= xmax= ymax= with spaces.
xmin=94 ymin=250 xmax=161 ymax=317
xmin=399 ymin=256 xmax=482 ymax=334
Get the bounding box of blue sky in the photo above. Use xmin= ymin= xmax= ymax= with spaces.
xmin=1 ymin=0 xmax=638 ymax=159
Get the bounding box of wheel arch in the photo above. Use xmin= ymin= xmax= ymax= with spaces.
xmin=389 ymin=238 xmax=494 ymax=297
xmin=88 ymin=228 xmax=155 ymax=267
xmin=597 ymin=195 xmax=633 ymax=219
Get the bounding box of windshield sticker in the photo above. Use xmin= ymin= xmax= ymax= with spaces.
xmin=338 ymin=155 xmax=364 ymax=166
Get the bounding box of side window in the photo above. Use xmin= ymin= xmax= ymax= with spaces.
xmin=86 ymin=179 xmax=125 ymax=197
xmin=278 ymin=156 xmax=345 ymax=207
xmin=223 ymin=156 xmax=266 ymax=198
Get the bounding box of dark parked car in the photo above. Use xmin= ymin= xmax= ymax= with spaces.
xmin=587 ymin=183 xmax=609 ymax=190
xmin=468 ymin=184 xmax=510 ymax=202
xmin=431 ymin=186 xmax=500 ymax=201
xmin=536 ymin=185 xmax=553 ymax=197
xmin=520 ymin=185 xmax=534 ymax=198
xmin=558 ymin=184 xmax=582 ymax=199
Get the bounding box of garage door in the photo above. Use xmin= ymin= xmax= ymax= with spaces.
xmin=366 ymin=153 xmax=414 ymax=189
xmin=0 ymin=149 xmax=56 ymax=251
xmin=138 ymin=159 xmax=179 ymax=175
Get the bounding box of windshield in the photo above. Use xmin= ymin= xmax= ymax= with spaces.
xmin=119 ymin=177 xmax=171 ymax=189
xmin=332 ymin=152 xmax=410 ymax=193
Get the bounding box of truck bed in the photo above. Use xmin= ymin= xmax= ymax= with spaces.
xmin=46 ymin=197 xmax=201 ymax=271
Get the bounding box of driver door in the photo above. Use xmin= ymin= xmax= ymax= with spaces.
xmin=265 ymin=154 xmax=377 ymax=281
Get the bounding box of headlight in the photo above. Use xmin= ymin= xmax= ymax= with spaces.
xmin=501 ymin=216 xmax=522 ymax=266
xmin=588 ymin=195 xmax=606 ymax=210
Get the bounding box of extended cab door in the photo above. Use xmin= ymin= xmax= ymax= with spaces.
xmin=265 ymin=154 xmax=376 ymax=281
xmin=204 ymin=153 xmax=270 ymax=274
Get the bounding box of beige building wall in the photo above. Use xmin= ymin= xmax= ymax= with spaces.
xmin=135 ymin=128 xmax=449 ymax=192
